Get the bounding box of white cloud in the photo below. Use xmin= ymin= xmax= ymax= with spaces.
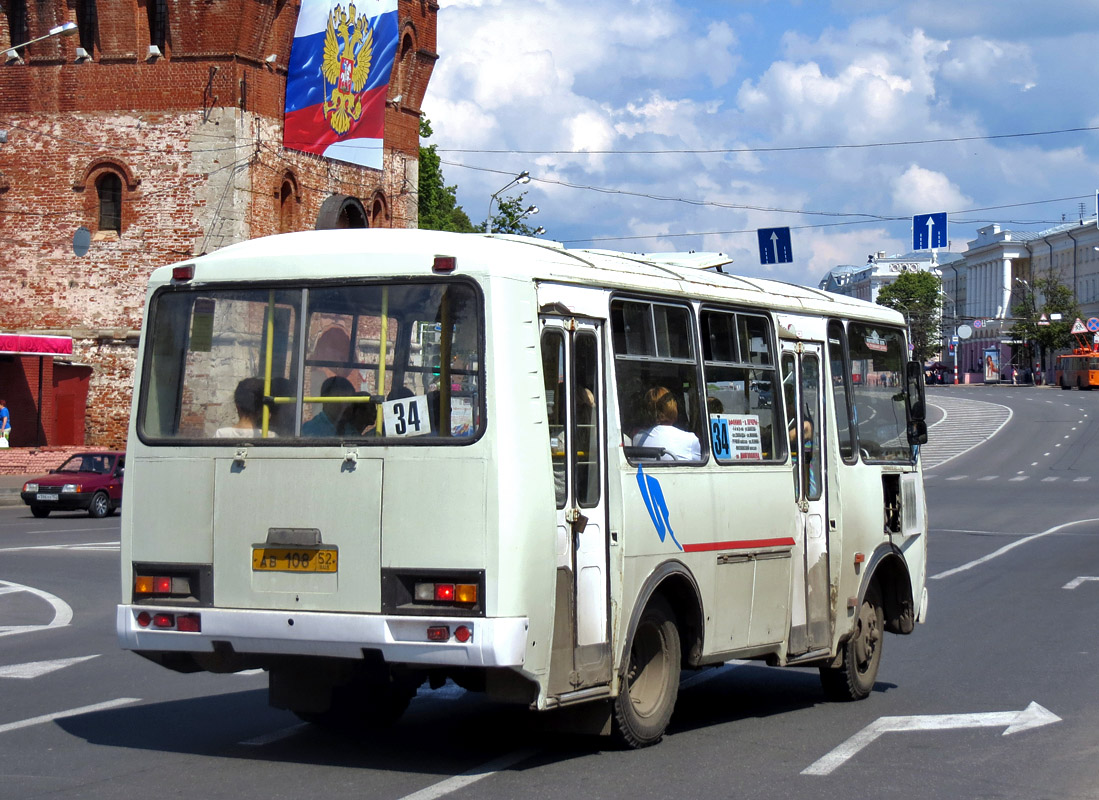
xmin=890 ymin=165 xmax=972 ymax=215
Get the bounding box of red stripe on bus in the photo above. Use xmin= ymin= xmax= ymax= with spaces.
xmin=682 ymin=537 xmax=796 ymax=553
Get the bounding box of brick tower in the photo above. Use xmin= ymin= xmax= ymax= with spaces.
xmin=0 ymin=0 xmax=437 ymax=448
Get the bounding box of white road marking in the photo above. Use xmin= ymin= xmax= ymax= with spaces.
xmin=0 ymin=655 xmax=98 ymax=679
xmin=0 ymin=698 xmax=140 ymax=736
xmin=1075 ymin=477 xmax=1091 ymax=482
xmin=922 ymin=395 xmax=1013 ymax=470
xmin=1041 ymin=477 xmax=1058 ymax=482
xmin=979 ymin=476 xmax=997 ymax=481
xmin=932 ymin=518 xmax=1099 ymax=580
xmin=1063 ymin=577 xmax=1099 ymax=590
xmin=802 ymin=702 xmax=1061 ymax=776
xmin=0 ymin=580 xmax=73 ymax=638
xmin=396 ymin=749 xmax=539 ymax=800
xmin=239 ymin=722 xmax=310 ymax=746
xmin=0 ymin=541 xmax=119 ymax=552
xmin=1009 ymin=476 xmax=1028 ymax=482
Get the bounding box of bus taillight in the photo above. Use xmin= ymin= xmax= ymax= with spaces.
xmin=432 ymin=255 xmax=456 ymax=273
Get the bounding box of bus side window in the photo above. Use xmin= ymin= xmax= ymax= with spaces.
xmin=827 ymin=320 xmax=857 ymax=463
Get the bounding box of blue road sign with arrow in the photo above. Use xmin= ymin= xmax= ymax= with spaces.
xmin=757 ymin=227 xmax=793 ymax=264
xmin=913 ymin=212 xmax=947 ymax=250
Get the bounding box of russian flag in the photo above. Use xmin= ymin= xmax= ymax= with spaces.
xmin=283 ymin=0 xmax=398 ymax=170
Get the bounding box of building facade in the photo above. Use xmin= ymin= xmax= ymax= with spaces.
xmin=820 ymin=217 xmax=1099 ymax=382
xmin=0 ymin=0 xmax=437 ymax=448
xmin=948 ymin=220 xmax=1099 ymax=381
xmin=819 ymin=250 xmax=962 ymax=303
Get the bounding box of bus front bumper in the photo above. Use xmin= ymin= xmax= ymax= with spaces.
xmin=116 ymin=605 xmax=528 ymax=668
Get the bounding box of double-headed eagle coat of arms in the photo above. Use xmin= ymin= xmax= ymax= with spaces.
xmin=321 ymin=3 xmax=374 ymax=135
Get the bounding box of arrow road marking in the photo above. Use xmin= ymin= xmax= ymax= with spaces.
xmin=1064 ymin=576 xmax=1099 ymax=590
xmin=802 ymin=702 xmax=1061 ymax=776
xmin=0 ymin=580 xmax=73 ymax=638
xmin=0 ymin=655 xmax=99 ymax=679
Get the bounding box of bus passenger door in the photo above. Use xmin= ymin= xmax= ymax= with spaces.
xmin=781 ymin=342 xmax=831 ymax=656
xmin=541 ymin=318 xmax=611 ymax=694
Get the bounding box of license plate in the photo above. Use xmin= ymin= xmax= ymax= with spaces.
xmin=252 ymin=547 xmax=338 ymax=573
xmin=36 ymin=493 xmax=59 ymax=501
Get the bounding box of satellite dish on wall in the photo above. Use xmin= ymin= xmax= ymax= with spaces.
xmin=73 ymin=226 xmax=91 ymax=257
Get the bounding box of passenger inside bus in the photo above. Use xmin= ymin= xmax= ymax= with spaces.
xmin=632 ymin=386 xmax=701 ymax=461
xmin=215 ymin=378 xmax=274 ymax=438
xmin=302 ymin=376 xmax=355 ymax=437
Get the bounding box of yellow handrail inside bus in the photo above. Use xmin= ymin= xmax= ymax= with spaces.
xmin=262 ymin=290 xmax=275 ymax=437
xmin=377 ymin=286 xmax=389 ymax=399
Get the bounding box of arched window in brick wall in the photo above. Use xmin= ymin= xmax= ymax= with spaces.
xmin=369 ymin=191 xmax=389 ymax=228
xmin=393 ymin=27 xmax=416 ymax=103
xmin=74 ymin=158 xmax=139 ymax=236
xmin=279 ymin=173 xmax=300 ymax=233
xmin=147 ymin=0 xmax=168 ymax=55
xmin=76 ymin=0 xmax=98 ymax=56
xmin=4 ymin=0 xmax=28 ymax=54
xmin=97 ymin=173 xmax=122 ymax=233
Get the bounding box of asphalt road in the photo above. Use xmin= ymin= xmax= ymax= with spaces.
xmin=2 ymin=384 xmax=1099 ymax=799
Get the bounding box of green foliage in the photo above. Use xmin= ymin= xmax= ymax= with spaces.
xmin=417 ymin=118 xmax=478 ymax=233
xmin=483 ymin=193 xmax=543 ymax=237
xmin=875 ymin=271 xmax=942 ymax=364
xmin=1011 ymin=273 xmax=1080 ymax=366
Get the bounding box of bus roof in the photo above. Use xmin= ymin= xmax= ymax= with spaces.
xmin=156 ymin=228 xmax=904 ymax=325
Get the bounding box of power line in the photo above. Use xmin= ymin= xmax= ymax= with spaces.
xmin=436 ymin=124 xmax=1099 ymax=155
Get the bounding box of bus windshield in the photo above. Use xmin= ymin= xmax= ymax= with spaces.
xmin=847 ymin=322 xmax=911 ymax=463
xmin=138 ymin=280 xmax=483 ymax=443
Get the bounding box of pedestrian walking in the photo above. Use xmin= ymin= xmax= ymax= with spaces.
xmin=0 ymin=398 xmax=10 ymax=444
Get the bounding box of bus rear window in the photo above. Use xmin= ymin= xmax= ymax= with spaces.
xmin=138 ymin=280 xmax=483 ymax=444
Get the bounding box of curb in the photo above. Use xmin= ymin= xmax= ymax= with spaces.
xmin=0 ymin=488 xmax=23 ymax=508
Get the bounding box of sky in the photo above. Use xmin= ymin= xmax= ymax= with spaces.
xmin=420 ymin=0 xmax=1099 ymax=288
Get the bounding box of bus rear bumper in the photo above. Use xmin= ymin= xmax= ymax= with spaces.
xmin=116 ymin=605 xmax=528 ymax=668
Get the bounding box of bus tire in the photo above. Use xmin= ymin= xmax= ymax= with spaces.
xmin=613 ymin=594 xmax=680 ymax=748
xmin=819 ymin=583 xmax=883 ymax=702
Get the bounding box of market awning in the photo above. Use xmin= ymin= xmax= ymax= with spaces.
xmin=0 ymin=334 xmax=74 ymax=356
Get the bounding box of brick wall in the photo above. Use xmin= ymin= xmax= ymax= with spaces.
xmin=0 ymin=0 xmax=438 ymax=449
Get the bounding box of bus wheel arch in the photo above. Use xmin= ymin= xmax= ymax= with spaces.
xmin=863 ymin=547 xmax=915 ymax=635
xmin=612 ymin=562 xmax=703 ymax=748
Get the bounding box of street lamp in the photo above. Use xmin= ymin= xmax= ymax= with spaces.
xmin=486 ymin=170 xmax=530 ymax=234
xmin=5 ymin=21 xmax=78 ymax=61
xmin=517 ymin=204 xmax=539 ymax=223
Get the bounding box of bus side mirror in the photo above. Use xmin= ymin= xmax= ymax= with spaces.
xmin=905 ymin=361 xmax=927 ymax=446
xmin=905 ymin=361 xmax=926 ymax=421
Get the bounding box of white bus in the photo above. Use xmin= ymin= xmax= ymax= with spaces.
xmin=118 ymin=229 xmax=928 ymax=747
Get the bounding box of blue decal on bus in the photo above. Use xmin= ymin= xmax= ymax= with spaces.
xmin=636 ymin=464 xmax=682 ymax=551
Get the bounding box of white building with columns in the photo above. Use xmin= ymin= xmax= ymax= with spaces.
xmin=949 ymin=218 xmax=1099 ymax=380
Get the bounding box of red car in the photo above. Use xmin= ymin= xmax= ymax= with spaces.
xmin=21 ymin=451 xmax=125 ymax=518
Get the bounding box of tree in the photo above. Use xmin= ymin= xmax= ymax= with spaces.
xmin=417 ymin=118 xmax=478 ymax=233
xmin=875 ymin=271 xmax=942 ymax=364
xmin=1011 ymin=272 xmax=1080 ymax=371
xmin=481 ymin=192 xmax=543 ymax=237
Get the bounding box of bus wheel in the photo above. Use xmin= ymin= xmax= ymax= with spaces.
xmin=820 ymin=584 xmax=883 ymax=702
xmin=613 ymin=595 xmax=680 ymax=748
